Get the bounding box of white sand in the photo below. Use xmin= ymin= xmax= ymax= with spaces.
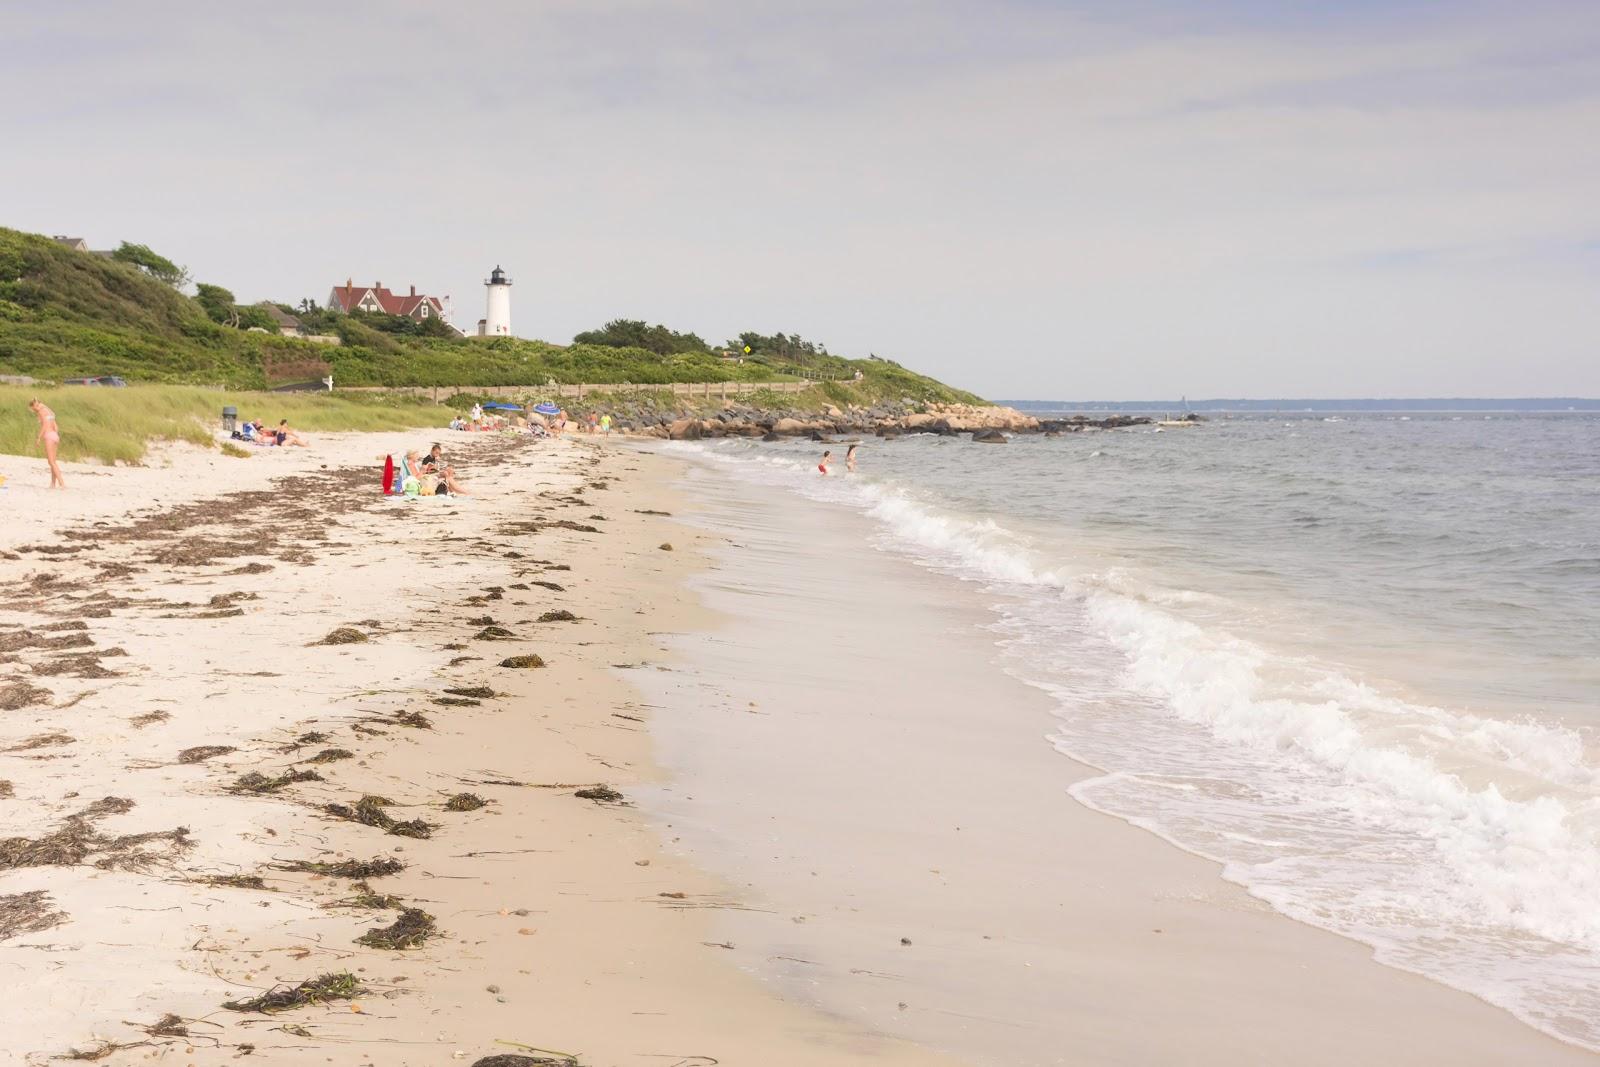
xmin=0 ymin=434 xmax=951 ymax=1065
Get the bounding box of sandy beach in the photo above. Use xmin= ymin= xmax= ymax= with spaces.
xmin=1 ymin=430 xmax=1595 ymax=1066
xmin=0 ymin=433 xmax=951 ymax=1066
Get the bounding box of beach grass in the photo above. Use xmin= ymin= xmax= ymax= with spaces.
xmin=0 ymin=384 xmax=445 ymax=465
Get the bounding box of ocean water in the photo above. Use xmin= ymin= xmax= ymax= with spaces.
xmin=660 ymin=413 xmax=1600 ymax=1052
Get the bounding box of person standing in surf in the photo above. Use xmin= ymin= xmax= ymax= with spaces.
xmin=30 ymin=399 xmax=65 ymax=489
xmin=846 ymin=443 xmax=858 ymax=473
xmin=818 ymin=450 xmax=832 ymax=475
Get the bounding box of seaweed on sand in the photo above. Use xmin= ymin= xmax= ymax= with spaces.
xmin=355 ymin=907 xmax=436 ymax=949
xmin=0 ymin=681 xmax=53 ymax=711
xmin=323 ymin=795 xmax=435 ymax=839
xmin=472 ymin=1052 xmax=581 ymax=1066
xmin=3 ymin=732 xmax=74 ymax=752
xmin=312 ymin=627 xmax=368 ymax=646
xmin=0 ymin=889 xmax=68 ymax=940
xmin=340 ymin=880 xmax=403 ymax=909
xmin=444 ymin=793 xmax=487 ymax=812
xmin=433 ymin=696 xmax=480 ymax=707
xmin=0 ymin=798 xmax=191 ymax=872
xmin=537 ymin=610 xmax=578 ymax=623
xmin=473 ymin=626 xmax=516 ymax=641
xmin=178 ymin=745 xmax=236 ymax=764
xmin=444 ymin=686 xmax=496 ymax=698
xmin=276 ymin=856 xmax=404 ymax=879
xmin=499 ymin=654 xmax=545 ymax=669
xmin=141 ymin=1014 xmax=189 ymax=1037
xmin=574 ymin=786 xmax=625 ymax=804
xmin=199 ymin=873 xmax=269 ymax=890
xmin=223 ymin=971 xmax=364 ymax=1013
xmin=229 ymin=769 xmax=323 ymax=794
xmin=393 ymin=710 xmax=433 ymax=729
xmin=304 ymin=748 xmax=354 ymax=764
xmin=129 ymin=710 xmax=170 ymax=728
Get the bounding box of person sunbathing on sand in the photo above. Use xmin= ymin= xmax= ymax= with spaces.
xmin=276 ymin=420 xmax=308 ymax=447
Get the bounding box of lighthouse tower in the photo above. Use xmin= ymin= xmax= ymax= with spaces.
xmin=482 ymin=265 xmax=512 ymax=336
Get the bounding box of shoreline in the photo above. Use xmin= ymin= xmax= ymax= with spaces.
xmin=638 ymin=440 xmax=1599 ymax=1066
xmin=0 ymin=435 xmax=955 ymax=1065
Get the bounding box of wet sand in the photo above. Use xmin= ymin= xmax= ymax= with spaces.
xmin=638 ymin=450 xmax=1598 ymax=1066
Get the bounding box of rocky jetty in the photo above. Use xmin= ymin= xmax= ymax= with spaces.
xmin=578 ymin=400 xmax=1150 ymax=441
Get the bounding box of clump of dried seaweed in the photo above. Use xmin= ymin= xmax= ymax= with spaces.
xmin=276 ymin=856 xmax=404 ymax=879
xmin=141 ymin=1013 xmax=189 ymax=1037
xmin=444 ymin=793 xmax=487 ymax=812
xmin=223 ymin=971 xmax=363 ymax=1013
xmin=444 ymin=686 xmax=496 ymax=699
xmin=0 ymin=798 xmax=191 ymax=872
xmin=312 ymin=628 xmax=368 ymax=646
xmin=473 ymin=626 xmax=516 ymax=641
xmin=323 ymin=795 xmax=434 ymax=839
xmin=198 ymin=872 xmax=269 ymax=890
xmin=229 ymin=769 xmax=323 ymax=794
xmin=304 ymin=748 xmax=354 ymax=764
xmin=0 ymin=681 xmax=53 ymax=711
xmin=537 ymin=610 xmax=579 ymax=623
xmin=339 ymin=880 xmax=403 ymax=909
xmin=355 ymin=907 xmax=436 ymax=949
xmin=499 ymin=654 xmax=545 ymax=669
xmin=393 ymin=710 xmax=433 ymax=729
xmin=0 ymin=889 xmax=68 ymax=940
xmin=575 ymin=786 xmax=625 ymax=804
xmin=178 ymin=745 xmax=236 ymax=764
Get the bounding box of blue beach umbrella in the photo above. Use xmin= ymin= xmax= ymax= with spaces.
xmin=532 ymin=402 xmax=561 ymax=416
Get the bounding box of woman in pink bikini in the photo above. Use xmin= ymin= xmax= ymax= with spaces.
xmin=30 ymin=399 xmax=65 ymax=489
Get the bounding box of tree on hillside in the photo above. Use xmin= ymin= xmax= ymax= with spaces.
xmin=194 ymin=283 xmax=275 ymax=331
xmin=730 ymin=331 xmax=831 ymax=362
xmin=195 ymin=283 xmax=239 ymax=325
xmin=110 ymin=242 xmax=190 ymax=289
xmin=573 ymin=319 xmax=709 ymax=355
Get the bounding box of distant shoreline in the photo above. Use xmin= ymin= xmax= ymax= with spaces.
xmin=1000 ymin=397 xmax=1600 ymax=413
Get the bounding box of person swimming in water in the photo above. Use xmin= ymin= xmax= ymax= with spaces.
xmin=30 ymin=399 xmax=65 ymax=489
xmin=818 ymin=450 xmax=831 ymax=475
xmin=846 ymin=443 xmax=858 ymax=472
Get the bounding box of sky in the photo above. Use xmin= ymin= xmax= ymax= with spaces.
xmin=4 ymin=0 xmax=1598 ymax=399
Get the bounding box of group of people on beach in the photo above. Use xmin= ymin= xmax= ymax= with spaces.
xmin=386 ymin=442 xmax=470 ymax=497
xmin=231 ymin=419 xmax=308 ymax=447
xmin=818 ymin=442 xmax=858 ymax=475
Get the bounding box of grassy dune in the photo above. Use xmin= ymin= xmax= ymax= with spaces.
xmin=0 ymin=385 xmax=445 ymax=465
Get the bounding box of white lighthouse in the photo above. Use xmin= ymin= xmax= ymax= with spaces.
xmin=481 ymin=265 xmax=512 ymax=336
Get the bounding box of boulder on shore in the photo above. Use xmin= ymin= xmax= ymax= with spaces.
xmin=972 ymin=429 xmax=1008 ymax=444
xmin=667 ymin=418 xmax=702 ymax=440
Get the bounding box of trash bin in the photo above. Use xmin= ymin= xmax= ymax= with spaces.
xmin=222 ymin=406 xmax=237 ymax=433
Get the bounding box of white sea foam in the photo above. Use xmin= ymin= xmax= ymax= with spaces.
xmin=664 ymin=436 xmax=1600 ymax=1050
